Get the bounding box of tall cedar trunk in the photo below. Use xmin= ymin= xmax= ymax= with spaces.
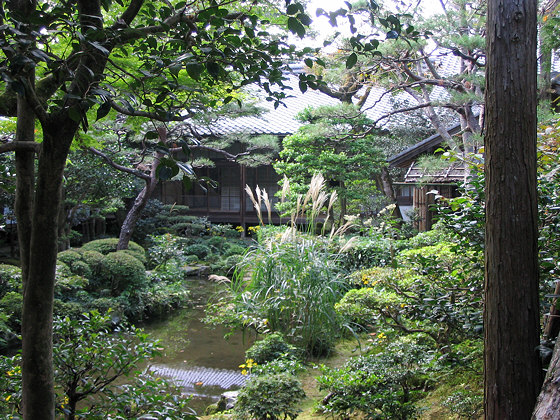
xmin=532 ymin=338 xmax=560 ymax=419
xmin=484 ymin=1 xmax=541 ymax=418
xmin=21 ymin=121 xmax=76 ymax=419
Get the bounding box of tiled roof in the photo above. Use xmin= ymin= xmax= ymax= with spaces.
xmin=402 ymin=160 xmax=466 ymax=184
xmin=197 ymin=47 xmax=558 ymax=140
xmin=197 ymin=60 xmax=460 ymax=137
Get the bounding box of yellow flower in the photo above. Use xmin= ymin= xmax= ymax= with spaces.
xmin=5 ymin=395 xmax=11 ymax=402
xmin=241 ymin=369 xmax=248 ymax=375
xmin=239 ymin=363 xmax=246 ymax=368
xmin=400 ymin=303 xmax=406 ymax=308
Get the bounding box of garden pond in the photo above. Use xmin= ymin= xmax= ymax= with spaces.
xmin=140 ymin=277 xmax=255 ymax=415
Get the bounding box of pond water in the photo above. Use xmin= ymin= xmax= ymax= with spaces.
xmin=141 ymin=277 xmax=255 ymax=415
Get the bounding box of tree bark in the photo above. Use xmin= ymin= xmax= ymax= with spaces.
xmin=532 ymin=338 xmax=560 ymax=419
xmin=116 ymin=157 xmax=160 ymax=250
xmin=377 ymin=166 xmax=403 ymax=220
xmin=21 ymin=120 xmax=77 ymax=420
xmin=484 ymin=1 xmax=541 ymax=419
xmin=116 ymin=129 xmax=166 ymax=250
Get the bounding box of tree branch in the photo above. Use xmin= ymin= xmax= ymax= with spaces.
xmin=0 ymin=141 xmax=41 ymax=154
xmin=88 ymin=147 xmax=151 ymax=181
xmin=110 ymin=100 xmax=195 ymax=122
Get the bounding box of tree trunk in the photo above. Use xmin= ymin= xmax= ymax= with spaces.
xmin=21 ymin=121 xmax=76 ymax=420
xmin=117 ymin=151 xmax=162 ymax=251
xmin=484 ymin=1 xmax=541 ymax=419
xmin=15 ymin=84 xmax=35 ymax=289
xmin=377 ymin=166 xmax=403 ymax=220
xmin=543 ymin=280 xmax=560 ymax=340
xmin=117 ymin=177 xmax=158 ymax=250
xmin=532 ymin=338 xmax=560 ymax=419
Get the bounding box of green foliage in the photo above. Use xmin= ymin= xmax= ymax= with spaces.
xmin=436 ymin=169 xmax=485 ymax=255
xmin=100 ymin=251 xmax=147 ymax=295
xmin=0 ymin=264 xmax=22 ymax=346
xmin=245 ymin=332 xmax=300 ymax=365
xmin=317 ymin=340 xmax=433 ymax=420
xmin=140 ymin=279 xmax=189 ymax=317
xmin=56 ymin=249 xmax=83 ymax=266
xmin=211 ymin=176 xmax=353 ymax=356
xmin=0 ymin=264 xmax=21 ymax=296
xmin=64 ymin=149 xmax=139 ymax=224
xmin=0 ymin=292 xmax=22 ymax=330
xmin=224 ymin=243 xmax=248 ymax=257
xmin=69 ymin=259 xmax=93 ymax=279
xmin=81 ymin=250 xmax=105 ymax=277
xmin=81 ymin=238 xmax=146 ymax=261
xmin=339 ymin=242 xmax=483 ymax=346
xmin=274 ymin=104 xmax=383 ymax=219
xmin=338 ymin=234 xmax=395 ymax=271
xmin=232 ymin=234 xmax=347 ymax=356
xmin=442 ymin=389 xmax=483 ymax=420
xmin=146 ymin=233 xmax=190 ymax=269
xmin=184 ymin=243 xmax=212 ymax=260
xmin=0 ymin=312 xmax=194 ymax=419
xmin=234 ymin=373 xmax=306 ymax=420
xmin=133 ymin=200 xmax=198 ymax=243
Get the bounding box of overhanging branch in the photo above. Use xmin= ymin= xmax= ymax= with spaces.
xmin=0 ymin=141 xmax=41 ymax=154
xmin=88 ymin=147 xmax=151 ymax=181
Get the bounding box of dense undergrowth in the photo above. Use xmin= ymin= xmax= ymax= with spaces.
xmin=1 ymin=118 xmax=560 ymax=418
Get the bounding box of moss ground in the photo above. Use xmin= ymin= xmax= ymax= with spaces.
xmin=202 ymin=336 xmax=483 ymax=420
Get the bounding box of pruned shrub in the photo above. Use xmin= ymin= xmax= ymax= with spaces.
xmin=86 ymin=297 xmax=125 ymax=318
xmin=100 ymin=251 xmax=147 ymax=295
xmin=206 ymin=235 xmax=226 ymax=251
xmin=55 ymin=275 xmax=89 ymax=296
xmin=184 ymin=243 xmax=211 ymax=260
xmin=223 ymin=243 xmax=247 ymax=258
xmin=81 ymin=238 xmax=146 ymax=262
xmin=56 ymin=249 xmax=83 ymax=266
xmin=0 ymin=264 xmax=21 ymax=296
xmin=0 ymin=292 xmax=22 ymax=330
xmin=54 ymin=299 xmax=84 ymax=319
xmin=235 ymin=373 xmax=305 ymax=420
xmin=317 ymin=340 xmax=432 ymax=420
xmin=55 ymin=262 xmax=73 ymax=279
xmin=81 ymin=250 xmax=105 ymax=277
xmin=70 ymin=260 xmax=92 ymax=279
xmin=245 ymin=333 xmax=300 ymax=365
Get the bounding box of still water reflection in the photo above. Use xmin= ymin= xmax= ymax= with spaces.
xmin=141 ymin=278 xmax=255 ymax=414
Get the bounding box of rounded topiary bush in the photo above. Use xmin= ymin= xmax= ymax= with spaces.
xmin=81 ymin=250 xmax=105 ymax=277
xmin=0 ymin=264 xmax=22 ymax=296
xmin=223 ymin=243 xmax=247 ymax=258
xmin=100 ymin=251 xmax=147 ymax=295
xmin=55 ymin=262 xmax=73 ymax=279
xmin=206 ymin=235 xmax=226 ymax=250
xmin=0 ymin=291 xmax=23 ymax=328
xmin=184 ymin=243 xmax=211 ymax=260
xmin=81 ymin=238 xmax=146 ymax=262
xmin=122 ymin=248 xmax=147 ymax=265
xmin=235 ymin=373 xmax=305 ymax=420
xmin=70 ymin=260 xmax=92 ymax=279
xmin=53 ymin=299 xmax=84 ymax=319
xmin=86 ymin=297 xmax=124 ymax=318
xmin=57 ymin=249 xmax=83 ymax=266
xmin=246 ymin=333 xmax=300 ymax=365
